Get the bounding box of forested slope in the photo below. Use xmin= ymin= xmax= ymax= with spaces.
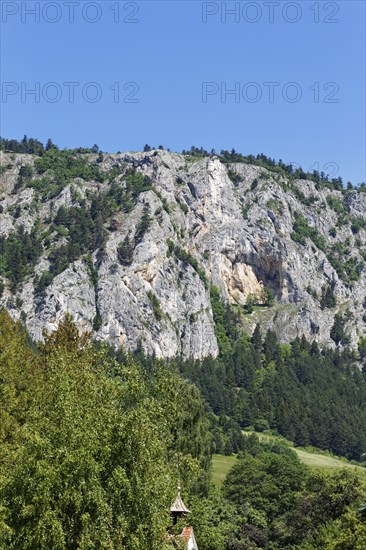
xmin=1 ymin=310 xmax=366 ymax=549
xmin=1 ymin=138 xmax=366 ymax=548
xmin=1 ymin=138 xmax=366 ymax=357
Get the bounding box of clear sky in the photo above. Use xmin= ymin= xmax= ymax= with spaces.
xmin=1 ymin=0 xmax=365 ymax=184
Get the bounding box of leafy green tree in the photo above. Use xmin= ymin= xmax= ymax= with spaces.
xmin=189 ymin=487 xmax=237 ymax=550
xmin=223 ymin=449 xmax=306 ymax=519
xmin=0 ymin=315 xmax=210 ymax=549
xmin=311 ymin=509 xmax=366 ymax=550
xmin=0 ymin=311 xmax=40 ymax=449
xmin=245 ymin=293 xmax=256 ymax=314
xmin=262 ymin=287 xmax=275 ymax=307
xmin=279 ymin=469 xmax=365 ymax=547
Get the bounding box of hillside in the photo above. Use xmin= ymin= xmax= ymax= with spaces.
xmin=1 ymin=312 xmax=365 ymax=548
xmin=1 ymin=142 xmax=366 ymax=548
xmin=1 ymin=144 xmax=366 ymax=358
xmin=212 ymin=432 xmax=366 ymax=487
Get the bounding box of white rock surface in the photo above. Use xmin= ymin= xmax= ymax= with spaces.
xmin=1 ymin=150 xmax=365 ymax=357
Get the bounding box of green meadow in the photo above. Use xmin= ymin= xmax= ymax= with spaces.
xmin=212 ymin=431 xmax=366 ymax=486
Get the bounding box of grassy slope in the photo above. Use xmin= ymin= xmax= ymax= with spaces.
xmin=294 ymin=448 xmax=365 ymax=469
xmin=212 ymin=431 xmax=366 ymax=486
xmin=211 ymin=455 xmax=238 ymax=486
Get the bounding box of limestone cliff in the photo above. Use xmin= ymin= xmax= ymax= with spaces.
xmin=1 ymin=149 xmax=365 ymax=358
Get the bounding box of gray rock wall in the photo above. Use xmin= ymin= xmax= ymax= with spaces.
xmin=1 ymin=150 xmax=365 ymax=357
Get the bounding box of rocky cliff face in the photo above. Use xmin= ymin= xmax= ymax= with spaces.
xmin=1 ymin=149 xmax=365 ymax=358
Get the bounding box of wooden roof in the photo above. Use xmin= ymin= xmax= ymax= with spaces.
xmin=170 ymin=481 xmax=190 ymax=514
xmin=170 ymin=494 xmax=190 ymax=514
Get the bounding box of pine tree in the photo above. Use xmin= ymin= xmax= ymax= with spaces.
xmin=117 ymin=235 xmax=134 ymax=265
xmin=252 ymin=324 xmax=262 ymax=352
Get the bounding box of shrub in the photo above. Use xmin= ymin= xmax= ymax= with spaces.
xmin=320 ymin=284 xmax=337 ymax=309
xmin=330 ymin=313 xmax=349 ymax=346
xmin=351 ymin=216 xmax=366 ymax=235
xmin=291 ymin=213 xmax=326 ymax=251
xmin=93 ymin=311 xmax=102 ymax=331
xmin=169 ymin=242 xmax=208 ymax=287
xmin=147 ymin=291 xmax=164 ymax=321
xmin=329 ymin=227 xmax=337 ymax=238
xmin=262 ymin=287 xmax=275 ymax=307
xmin=241 ymin=205 xmax=250 ymax=220
xmin=117 ymin=235 xmax=134 ymax=266
xmin=245 ymin=294 xmax=257 ymax=314
xmin=227 ymin=169 xmax=244 ymax=186
xmin=251 ymin=178 xmax=258 ymax=190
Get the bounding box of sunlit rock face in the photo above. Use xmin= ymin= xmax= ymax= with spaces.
xmin=1 ymin=149 xmax=365 ymax=357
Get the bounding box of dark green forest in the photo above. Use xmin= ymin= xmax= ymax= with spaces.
xmin=1 ymin=311 xmax=366 ymax=549
xmin=123 ymin=283 xmax=364 ymax=464
xmin=1 ymin=139 xmax=366 ymax=464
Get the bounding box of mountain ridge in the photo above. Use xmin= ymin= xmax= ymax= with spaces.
xmin=1 ymin=146 xmax=366 ymax=358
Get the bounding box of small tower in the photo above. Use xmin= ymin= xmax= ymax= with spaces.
xmin=170 ymin=480 xmax=190 ymax=525
xmin=170 ymin=481 xmax=199 ymax=549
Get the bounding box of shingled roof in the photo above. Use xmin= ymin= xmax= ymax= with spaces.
xmin=170 ymin=494 xmax=191 ymax=514
xmin=170 ymin=481 xmax=190 ymax=514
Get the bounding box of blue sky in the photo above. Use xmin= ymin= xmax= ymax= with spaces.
xmin=1 ymin=0 xmax=365 ymax=184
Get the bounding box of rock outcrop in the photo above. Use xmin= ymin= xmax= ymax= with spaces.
xmin=1 ymin=149 xmax=365 ymax=358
